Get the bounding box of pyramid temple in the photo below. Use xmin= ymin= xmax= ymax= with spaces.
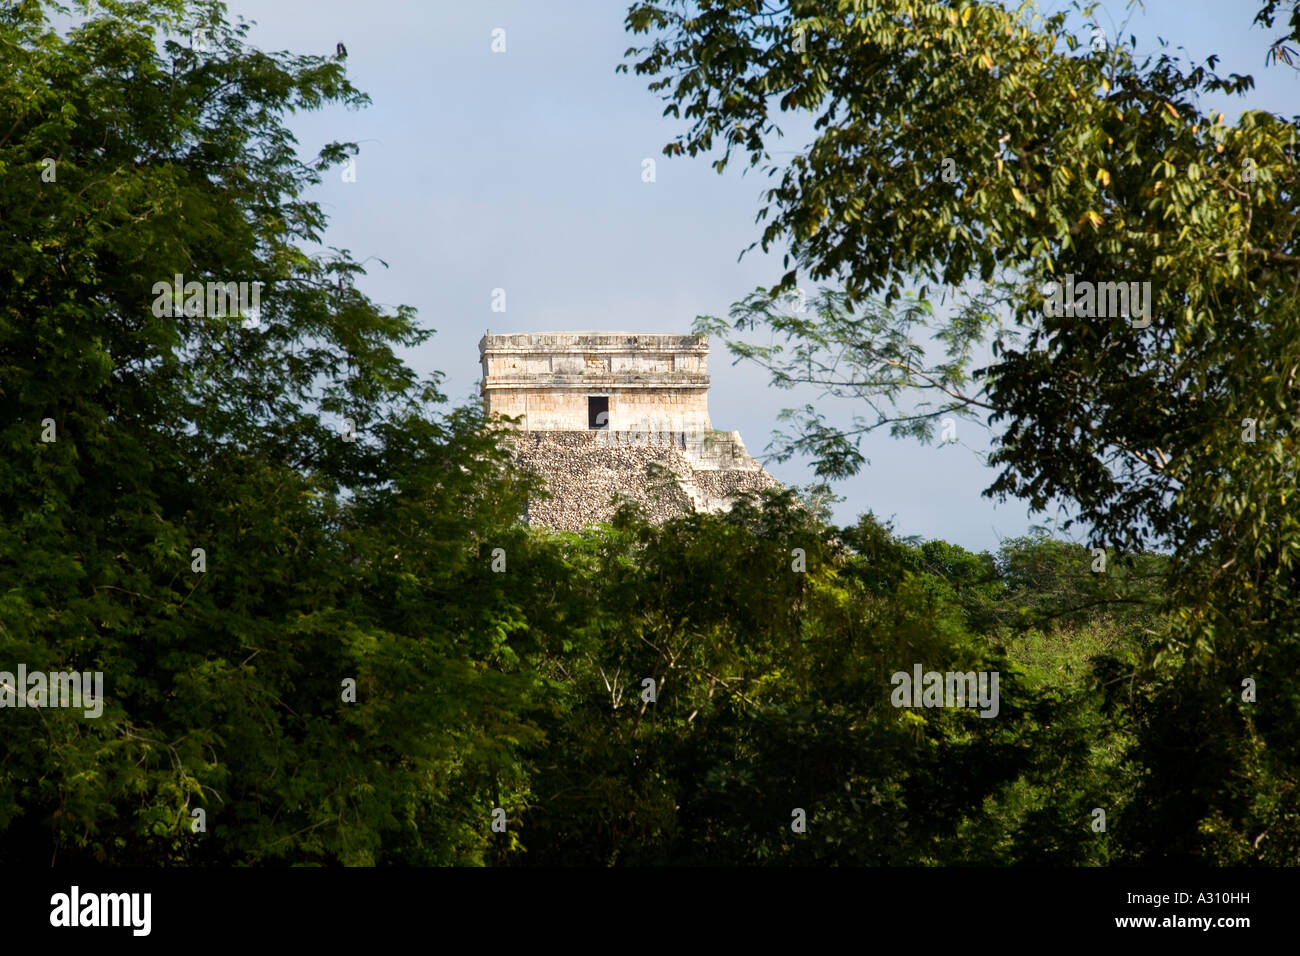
xmin=480 ymin=332 xmax=780 ymax=530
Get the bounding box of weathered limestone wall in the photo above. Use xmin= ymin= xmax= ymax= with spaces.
xmin=480 ymin=331 xmax=781 ymax=529
xmin=485 ymin=387 xmax=711 ymax=432
xmin=509 ymin=431 xmax=781 ymax=531
xmin=480 ymin=332 xmax=712 ymax=431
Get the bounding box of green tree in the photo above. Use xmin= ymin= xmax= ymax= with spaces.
xmin=0 ymin=0 xmax=544 ymax=865
xmin=622 ymin=0 xmax=1300 ymax=862
xmin=516 ymin=498 xmax=1117 ymax=865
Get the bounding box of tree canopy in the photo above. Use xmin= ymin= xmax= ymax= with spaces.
xmin=622 ymin=0 xmax=1300 ymax=862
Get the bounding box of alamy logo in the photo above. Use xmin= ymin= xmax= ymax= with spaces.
xmin=151 ymin=273 xmax=264 ymax=326
xmin=1042 ymin=273 xmax=1152 ymax=328
xmin=891 ymin=665 xmax=1000 ymax=718
xmin=0 ymin=665 xmax=103 ymax=718
xmin=50 ymin=886 xmax=151 ymax=936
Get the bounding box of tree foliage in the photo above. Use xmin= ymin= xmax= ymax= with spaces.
xmin=623 ymin=0 xmax=1300 ymax=862
xmin=0 ymin=0 xmax=544 ymax=865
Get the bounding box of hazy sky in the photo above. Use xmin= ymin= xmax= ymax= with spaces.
xmin=214 ymin=0 xmax=1298 ymax=552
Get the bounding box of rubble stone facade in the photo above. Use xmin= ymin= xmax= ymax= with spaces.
xmin=480 ymin=332 xmax=780 ymax=530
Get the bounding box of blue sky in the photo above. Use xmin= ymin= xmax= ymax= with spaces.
xmin=217 ymin=0 xmax=1299 ymax=552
